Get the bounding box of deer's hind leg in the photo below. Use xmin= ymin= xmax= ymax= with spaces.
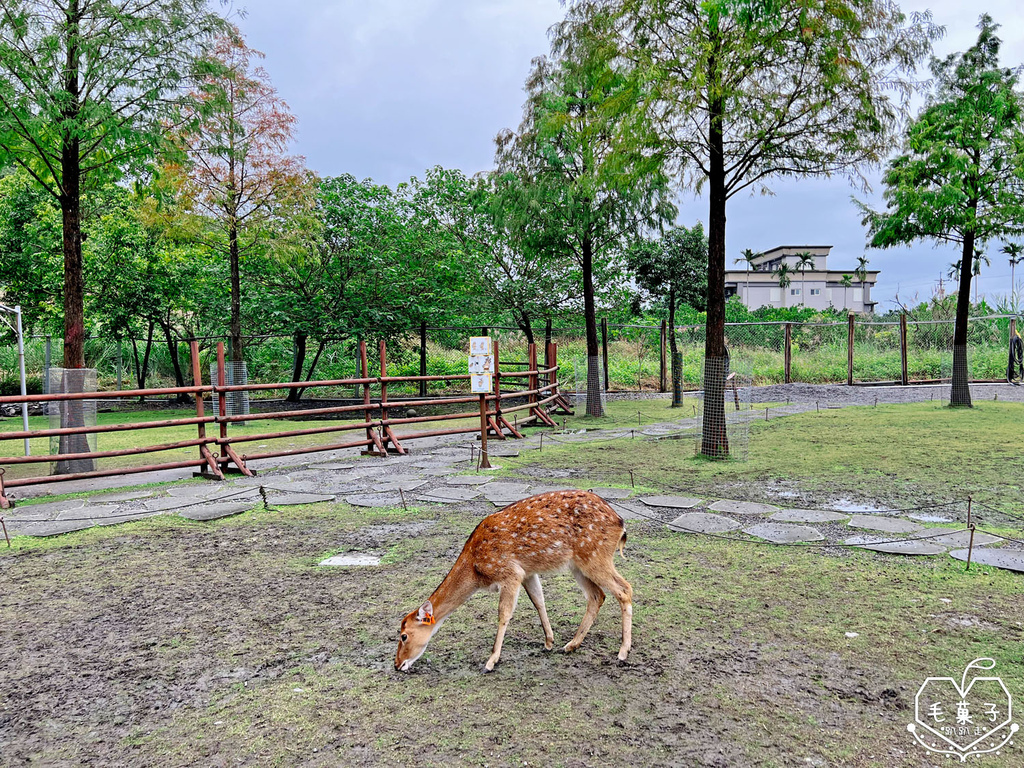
xmin=564 ymin=568 xmax=605 ymax=653
xmin=581 ymin=562 xmax=633 ymax=661
xmin=484 ymin=577 xmax=522 ymax=672
xmin=523 ymin=573 xmax=554 ymax=650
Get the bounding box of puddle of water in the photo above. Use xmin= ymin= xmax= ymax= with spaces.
xmin=831 ymin=498 xmax=890 ymax=513
xmin=908 ymin=513 xmax=954 ymax=523
xmin=766 ymin=490 xmax=800 ymax=499
xmin=319 ymin=554 xmax=380 ymax=567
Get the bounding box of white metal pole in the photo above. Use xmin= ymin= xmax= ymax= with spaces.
xmin=15 ymin=305 xmax=30 ymax=455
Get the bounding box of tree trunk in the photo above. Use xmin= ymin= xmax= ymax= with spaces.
xmin=228 ymin=217 xmax=243 ymax=363
xmin=161 ymin=321 xmax=191 ymax=404
xmin=701 ymin=31 xmax=729 ymax=457
xmin=133 ymin=321 xmax=155 ymax=402
xmin=582 ymin=234 xmax=603 ymax=417
xmin=669 ymin=289 xmax=681 ymax=407
xmin=287 ymin=330 xmax=307 ymax=402
xmin=296 ymin=338 xmax=328 ymax=401
xmin=521 ymin=314 xmax=535 ymax=346
xmin=951 ymin=231 xmax=975 ymax=407
xmin=54 ymin=1 xmax=93 ymax=473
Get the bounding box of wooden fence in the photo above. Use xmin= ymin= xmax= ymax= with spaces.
xmin=0 ymin=340 xmax=571 ymax=509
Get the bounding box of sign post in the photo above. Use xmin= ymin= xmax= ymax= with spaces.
xmin=469 ymin=336 xmax=493 ymax=468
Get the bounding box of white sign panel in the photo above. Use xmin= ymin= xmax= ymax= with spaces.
xmin=468 ymin=354 xmax=494 ymax=374
xmin=470 ymin=374 xmax=493 ymax=393
xmin=469 ymin=336 xmax=492 ymax=355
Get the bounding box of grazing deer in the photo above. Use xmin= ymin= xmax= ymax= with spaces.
xmin=395 ymin=490 xmax=633 ymax=673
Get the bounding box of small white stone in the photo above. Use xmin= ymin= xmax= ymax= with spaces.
xmin=844 ymin=632 xmax=859 ymax=639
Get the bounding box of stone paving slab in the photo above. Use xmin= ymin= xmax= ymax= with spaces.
xmin=322 ymin=482 xmax=371 ymax=494
xmin=844 ymin=534 xmax=946 ymax=556
xmin=418 ymin=487 xmax=482 ymax=503
xmin=179 ymin=501 xmax=257 ymax=522
xmin=97 ymin=511 xmax=161 ymax=526
xmin=949 ymin=548 xmax=1024 ymax=573
xmin=709 ymin=500 xmax=779 ymax=516
xmin=640 ymin=495 xmax=703 ymax=510
xmin=847 ymin=515 xmax=923 ymax=534
xmin=370 ymin=473 xmax=424 ymax=484
xmin=7 ymin=519 xmax=97 ymax=537
xmin=164 ymin=487 xmax=220 ymax=501
xmin=57 ymin=504 xmax=119 ymax=521
xmin=266 ymin=493 xmax=336 ymax=506
xmin=88 ymin=490 xmax=154 ymax=503
xmin=8 ymin=498 xmax=86 ymax=517
xmin=345 ymin=493 xmax=403 ymax=508
xmin=602 ymin=502 xmax=649 ymax=521
xmin=919 ymin=527 xmax=1002 ymax=547
xmin=307 ymin=462 xmax=355 ymax=471
xmin=667 ymin=512 xmax=742 ymax=534
xmin=144 ymin=497 xmax=191 ymax=512
xmin=487 ymin=449 xmax=521 ymax=458
xmin=770 ymin=509 xmax=850 ymax=524
xmin=743 ymin=522 xmax=824 ymax=543
xmin=319 ymin=554 xmax=381 ymax=566
xmin=588 ymin=487 xmax=634 ymax=500
xmin=420 ymin=468 xmax=459 ymax=476
xmin=482 ymin=482 xmax=531 ymax=496
xmin=372 ymin=480 xmax=428 ymax=492
xmin=445 ymin=476 xmax=493 ymax=486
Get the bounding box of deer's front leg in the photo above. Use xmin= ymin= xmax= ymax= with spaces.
xmin=484 ymin=579 xmax=521 ymax=672
xmin=523 ymin=573 xmax=554 ymax=650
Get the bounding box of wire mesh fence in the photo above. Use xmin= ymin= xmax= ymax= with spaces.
xmin=3 ymin=315 xmax=1017 ymax=401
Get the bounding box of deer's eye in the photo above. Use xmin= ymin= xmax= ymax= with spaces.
xmin=401 ymin=634 xmax=408 ymax=643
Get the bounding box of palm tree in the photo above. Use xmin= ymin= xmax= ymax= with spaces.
xmin=734 ymin=248 xmax=760 ymax=305
xmin=1001 ymin=242 xmax=1024 ymax=308
xmin=948 ymin=260 xmax=963 ymax=282
xmin=855 ymin=256 xmax=870 ymax=312
xmin=796 ymin=251 xmax=815 ymax=306
xmin=840 ymin=274 xmax=853 ymax=310
xmin=972 ymin=247 xmax=991 ymax=305
xmin=774 ymin=263 xmax=794 ymax=307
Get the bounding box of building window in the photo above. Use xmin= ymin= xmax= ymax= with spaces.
xmin=790 ymin=288 xmax=800 ymax=295
xmin=810 ymin=288 xmax=821 ymax=296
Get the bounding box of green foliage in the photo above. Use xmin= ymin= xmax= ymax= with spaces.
xmin=626 ymin=223 xmax=708 ymax=312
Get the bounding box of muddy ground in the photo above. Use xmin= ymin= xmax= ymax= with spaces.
xmin=2 ymin=493 xmax=1022 ymax=768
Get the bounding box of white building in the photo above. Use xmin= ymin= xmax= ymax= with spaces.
xmin=725 ymin=245 xmax=878 ymax=312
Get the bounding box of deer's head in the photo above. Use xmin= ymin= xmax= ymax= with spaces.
xmin=395 ymin=600 xmax=436 ymax=672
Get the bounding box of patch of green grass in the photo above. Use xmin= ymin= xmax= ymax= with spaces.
xmin=508 ymin=401 xmax=1024 ymax=517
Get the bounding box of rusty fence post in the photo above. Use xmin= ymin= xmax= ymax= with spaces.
xmin=380 ymin=340 xmax=406 ymax=454
xmin=784 ymin=322 xmax=793 ymax=384
xmin=192 ymin=340 xmax=222 ymax=479
xmin=900 ymin=313 xmax=909 ymax=386
xmin=360 ymin=340 xmax=386 ymax=456
xmin=847 ymin=313 xmax=855 ymax=386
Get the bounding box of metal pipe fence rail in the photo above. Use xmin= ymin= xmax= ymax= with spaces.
xmin=0 ymin=340 xmax=568 ymax=509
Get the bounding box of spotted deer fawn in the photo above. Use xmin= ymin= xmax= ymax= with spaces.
xmin=395 ymin=490 xmax=633 ymax=672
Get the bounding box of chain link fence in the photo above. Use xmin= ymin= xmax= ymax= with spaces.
xmin=3 ymin=315 xmax=1017 ymax=403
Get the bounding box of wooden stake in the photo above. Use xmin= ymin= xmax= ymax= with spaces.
xmin=478 ymin=394 xmax=491 ymax=469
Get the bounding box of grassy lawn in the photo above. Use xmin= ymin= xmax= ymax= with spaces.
xmin=1 ymin=501 xmax=1022 ymax=767
xmin=516 ymin=400 xmax=1024 ymax=522
xmin=2 ymin=401 xmax=1024 ymax=766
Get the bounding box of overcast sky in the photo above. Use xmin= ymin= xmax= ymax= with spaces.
xmin=235 ymin=1 xmax=1024 ymax=310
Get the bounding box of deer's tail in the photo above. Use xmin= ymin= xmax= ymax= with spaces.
xmin=617 ymin=530 xmax=627 ymax=560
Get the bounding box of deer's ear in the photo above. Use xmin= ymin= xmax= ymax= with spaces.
xmin=416 ymin=600 xmax=435 ymax=624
